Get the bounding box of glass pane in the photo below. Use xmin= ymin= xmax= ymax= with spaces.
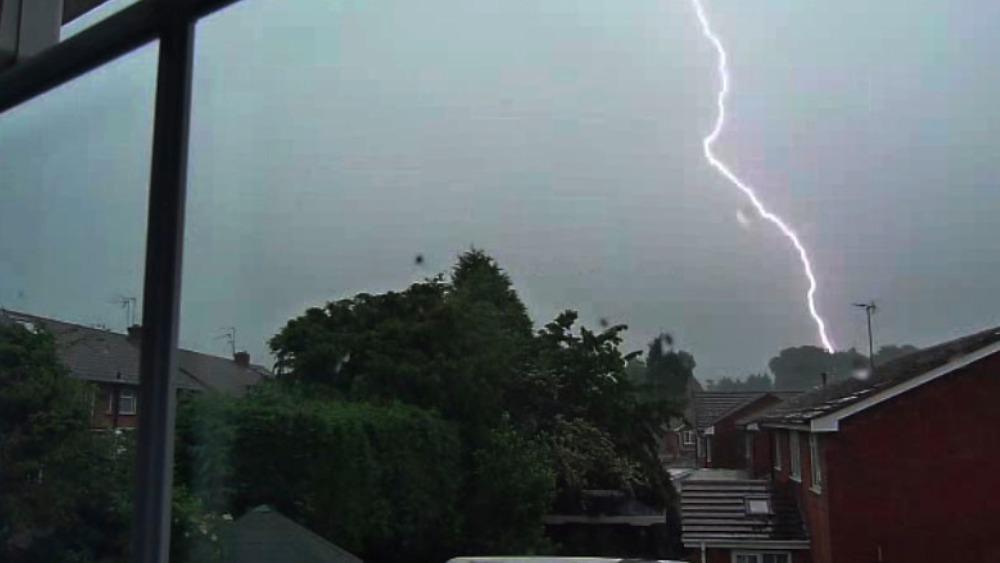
xmin=0 ymin=43 xmax=156 ymax=561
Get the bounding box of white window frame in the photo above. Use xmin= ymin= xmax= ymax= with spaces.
xmin=810 ymin=433 xmax=823 ymax=493
xmin=732 ymin=551 xmax=792 ymax=563
xmin=682 ymin=430 xmax=695 ymax=446
xmin=773 ymin=432 xmax=783 ymax=470
xmin=109 ymin=387 xmax=138 ymax=416
xmin=789 ymin=431 xmax=802 ymax=482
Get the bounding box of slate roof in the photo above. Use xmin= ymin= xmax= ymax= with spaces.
xmin=0 ymin=309 xmax=270 ymax=395
xmin=222 ymin=505 xmax=362 ymax=563
xmin=693 ymin=392 xmax=767 ymax=430
xmin=680 ymin=478 xmax=808 ymax=547
xmin=755 ymin=324 xmax=1000 ymax=427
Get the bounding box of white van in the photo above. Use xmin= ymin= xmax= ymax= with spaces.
xmin=447 ymin=558 xmax=683 ymax=563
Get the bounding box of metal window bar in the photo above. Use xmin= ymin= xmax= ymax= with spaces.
xmin=0 ymin=0 xmax=245 ymax=560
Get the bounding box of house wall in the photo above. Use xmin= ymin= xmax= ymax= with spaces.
xmin=707 ymin=396 xmax=786 ymax=470
xmin=747 ymin=430 xmax=773 ymax=479
xmin=822 ymin=353 xmax=1000 ymax=563
xmin=89 ymin=383 xmax=139 ymax=429
xmin=768 ymin=353 xmax=1000 ymax=563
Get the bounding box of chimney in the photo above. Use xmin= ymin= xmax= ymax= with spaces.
xmin=233 ymin=351 xmax=250 ymax=367
xmin=127 ymin=325 xmax=142 ymax=342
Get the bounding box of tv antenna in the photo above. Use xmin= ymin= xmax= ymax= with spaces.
xmin=852 ymin=301 xmax=877 ymax=371
xmin=110 ymin=295 xmax=137 ymax=329
xmin=216 ymin=327 xmax=236 ymax=356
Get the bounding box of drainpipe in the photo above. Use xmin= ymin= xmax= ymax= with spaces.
xmin=701 ymin=541 xmax=706 ymax=563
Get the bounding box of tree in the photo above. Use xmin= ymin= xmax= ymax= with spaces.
xmin=706 ymin=373 xmax=773 ymax=391
xmin=0 ymin=322 xmax=130 ymax=562
xmin=635 ymin=333 xmax=696 ymax=402
xmin=769 ymin=344 xmax=920 ymax=390
xmin=265 ymin=250 xmax=686 ymax=559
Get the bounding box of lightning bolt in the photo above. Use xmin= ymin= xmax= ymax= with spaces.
xmin=689 ymin=0 xmax=835 ymax=352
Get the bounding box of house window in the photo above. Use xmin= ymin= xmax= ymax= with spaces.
xmin=745 ymin=433 xmax=753 ymax=462
xmin=682 ymin=430 xmax=695 ymax=445
xmin=810 ymin=433 xmax=823 ymax=492
xmin=789 ymin=431 xmax=801 ymax=481
xmin=745 ymin=498 xmax=771 ymax=516
xmin=773 ymin=432 xmax=783 ymax=470
xmin=109 ymin=388 xmax=138 ymax=416
xmin=733 ymin=552 xmax=791 ymax=563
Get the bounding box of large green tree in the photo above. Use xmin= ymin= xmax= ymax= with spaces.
xmin=262 ymin=250 xmax=684 ymax=559
xmin=0 ymin=322 xmax=130 ymax=562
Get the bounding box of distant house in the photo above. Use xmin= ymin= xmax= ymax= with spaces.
xmin=680 ymin=470 xmax=810 ymax=563
xmin=659 ymin=376 xmax=703 ymax=467
xmin=222 ymin=505 xmax=362 ymax=563
xmin=693 ymin=392 xmax=799 ymax=469
xmin=745 ymin=325 xmax=1000 ymax=563
xmin=0 ymin=310 xmax=271 ymax=429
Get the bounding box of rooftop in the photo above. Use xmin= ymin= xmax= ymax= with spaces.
xmin=754 ymin=324 xmax=1000 ymax=427
xmin=680 ymin=478 xmax=808 ymax=549
xmin=0 ymin=309 xmax=270 ymax=395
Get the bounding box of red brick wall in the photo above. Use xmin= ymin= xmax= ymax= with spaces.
xmin=748 ymin=430 xmax=773 ymax=479
xmin=709 ymin=396 xmax=786 ymax=470
xmin=822 ymin=353 xmax=1000 ymax=562
xmin=89 ymin=383 xmax=139 ymax=429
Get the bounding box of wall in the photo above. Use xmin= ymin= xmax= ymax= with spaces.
xmin=823 ymin=353 xmax=1000 ymax=562
xmin=747 ymin=430 xmax=773 ymax=479
xmin=89 ymin=383 xmax=139 ymax=429
xmin=708 ymin=395 xmax=786 ymax=470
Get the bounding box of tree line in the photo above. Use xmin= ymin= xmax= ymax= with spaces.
xmin=706 ymin=344 xmax=919 ymax=391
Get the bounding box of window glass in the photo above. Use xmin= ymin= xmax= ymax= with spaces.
xmin=810 ymin=433 xmax=823 ymax=490
xmin=790 ymin=431 xmax=802 ymax=480
xmin=0 ymin=43 xmax=156 ymax=562
xmin=774 ymin=432 xmax=783 ymax=469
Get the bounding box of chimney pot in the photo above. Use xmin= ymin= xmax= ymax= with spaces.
xmin=127 ymin=325 xmax=142 ymax=341
xmin=234 ymin=351 xmax=250 ymax=367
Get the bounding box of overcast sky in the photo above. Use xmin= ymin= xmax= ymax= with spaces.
xmin=2 ymin=0 xmax=999 ymax=381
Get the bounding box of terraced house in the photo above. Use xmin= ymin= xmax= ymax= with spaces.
xmin=746 ymin=324 xmax=1000 ymax=563
xmin=0 ymin=309 xmax=270 ymax=428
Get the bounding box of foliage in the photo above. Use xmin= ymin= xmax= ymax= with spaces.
xmin=635 ymin=332 xmax=696 ymax=401
xmin=706 ymin=372 xmax=774 ymax=391
xmin=189 ymin=249 xmax=686 ymax=560
xmin=0 ymin=323 xmax=131 ymax=562
xmin=463 ymin=420 xmax=556 ymax=555
xmin=768 ymin=344 xmax=920 ymax=390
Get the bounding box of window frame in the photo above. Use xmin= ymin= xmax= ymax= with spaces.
xmin=789 ymin=431 xmax=802 ymax=482
xmin=732 ymin=551 xmax=792 ymax=563
xmin=118 ymin=388 xmax=138 ymax=415
xmin=0 ymin=1 xmax=245 ymax=559
xmin=809 ymin=433 xmax=823 ymax=493
xmin=773 ymin=432 xmax=783 ymax=470
xmin=682 ymin=430 xmax=695 ymax=446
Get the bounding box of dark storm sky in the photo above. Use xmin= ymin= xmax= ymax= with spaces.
xmin=2 ymin=0 xmax=999 ymax=382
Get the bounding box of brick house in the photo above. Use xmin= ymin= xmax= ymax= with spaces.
xmin=747 ymin=325 xmax=1000 ymax=563
xmin=694 ymin=392 xmax=799 ymax=470
xmin=659 ymin=377 xmax=704 ymax=467
xmin=1 ymin=310 xmax=270 ymax=428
